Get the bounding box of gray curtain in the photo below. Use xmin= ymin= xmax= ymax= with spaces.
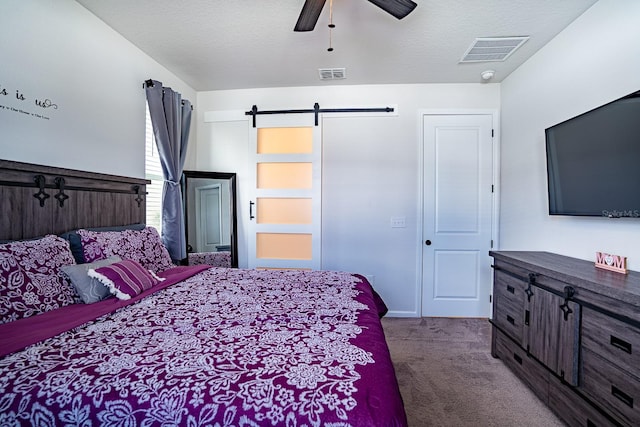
xmin=144 ymin=79 xmax=192 ymax=261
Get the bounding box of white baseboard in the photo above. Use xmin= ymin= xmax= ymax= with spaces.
xmin=385 ymin=310 xmax=420 ymax=318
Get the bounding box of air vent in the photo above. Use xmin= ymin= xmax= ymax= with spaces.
xmin=318 ymin=68 xmax=346 ymax=80
xmin=460 ymin=37 xmax=529 ymax=63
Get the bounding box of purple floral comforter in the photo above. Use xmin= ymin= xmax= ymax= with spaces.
xmin=0 ymin=267 xmax=407 ymax=426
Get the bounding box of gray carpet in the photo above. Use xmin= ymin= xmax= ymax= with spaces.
xmin=381 ymin=317 xmax=565 ymax=427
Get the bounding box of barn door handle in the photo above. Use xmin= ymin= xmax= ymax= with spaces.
xmin=249 ymin=201 xmax=255 ymax=220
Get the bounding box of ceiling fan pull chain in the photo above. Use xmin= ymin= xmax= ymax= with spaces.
xmin=327 ymin=0 xmax=335 ymax=51
xmin=329 ymin=0 xmax=334 ymax=25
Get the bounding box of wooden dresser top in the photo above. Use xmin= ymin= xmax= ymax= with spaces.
xmin=490 ymin=251 xmax=640 ymax=308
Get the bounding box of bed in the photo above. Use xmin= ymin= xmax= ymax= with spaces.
xmin=0 ymin=160 xmax=407 ymax=426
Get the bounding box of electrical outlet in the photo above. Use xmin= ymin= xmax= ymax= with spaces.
xmin=390 ymin=216 xmax=406 ymax=228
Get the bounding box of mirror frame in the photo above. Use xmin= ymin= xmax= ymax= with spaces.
xmin=182 ymin=170 xmax=238 ymax=268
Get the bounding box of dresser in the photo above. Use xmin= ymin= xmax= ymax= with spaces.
xmin=490 ymin=251 xmax=640 ymax=427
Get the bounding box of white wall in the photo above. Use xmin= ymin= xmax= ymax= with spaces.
xmin=0 ymin=0 xmax=196 ymax=178
xmin=196 ymin=84 xmax=500 ymax=315
xmin=500 ymin=0 xmax=640 ymax=269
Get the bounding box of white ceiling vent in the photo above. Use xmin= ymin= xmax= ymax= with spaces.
xmin=318 ymin=68 xmax=346 ymax=81
xmin=460 ymin=37 xmax=529 ymax=63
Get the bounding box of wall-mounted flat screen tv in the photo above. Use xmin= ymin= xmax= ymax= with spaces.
xmin=545 ymin=90 xmax=640 ymax=217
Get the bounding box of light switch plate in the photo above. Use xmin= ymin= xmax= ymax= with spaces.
xmin=390 ymin=216 xmax=406 ymax=228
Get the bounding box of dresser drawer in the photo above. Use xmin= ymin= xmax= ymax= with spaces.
xmin=493 ymin=294 xmax=525 ymax=344
xmin=494 ymin=269 xmax=526 ymax=307
xmin=582 ymin=349 xmax=640 ymax=426
xmin=582 ymin=307 xmax=640 ymax=378
xmin=492 ymin=270 xmax=526 ymax=343
xmin=548 ymin=374 xmax=618 ymax=427
xmin=493 ymin=327 xmax=549 ymax=401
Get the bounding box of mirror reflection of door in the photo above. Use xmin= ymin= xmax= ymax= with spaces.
xmin=182 ymin=171 xmax=238 ymax=268
xmin=195 ymin=184 xmax=222 ymax=253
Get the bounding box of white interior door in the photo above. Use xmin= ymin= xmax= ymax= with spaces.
xmin=421 ymin=114 xmax=494 ymax=317
xmin=248 ymin=114 xmax=322 ymax=269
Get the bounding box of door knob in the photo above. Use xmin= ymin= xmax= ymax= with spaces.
xmin=425 ymin=240 xmax=432 ymax=246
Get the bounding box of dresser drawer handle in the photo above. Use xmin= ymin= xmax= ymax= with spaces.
xmin=513 ymin=353 xmax=523 ymax=365
xmin=611 ymin=385 xmax=634 ymax=408
xmin=610 ymin=335 xmax=632 ymax=354
xmin=506 ymin=285 xmax=515 ymax=294
xmin=506 ymin=315 xmax=515 ymax=325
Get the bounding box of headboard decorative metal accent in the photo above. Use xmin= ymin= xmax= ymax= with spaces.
xmin=54 ymin=177 xmax=69 ymax=207
xmin=0 ymin=159 xmax=150 ymax=241
xmin=33 ymin=174 xmax=50 ymax=207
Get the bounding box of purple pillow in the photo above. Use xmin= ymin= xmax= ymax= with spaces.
xmin=78 ymin=227 xmax=174 ymax=273
xmin=0 ymin=235 xmax=77 ymax=324
xmin=88 ymin=259 xmax=163 ymax=300
xmin=0 ymin=251 xmax=33 ymax=324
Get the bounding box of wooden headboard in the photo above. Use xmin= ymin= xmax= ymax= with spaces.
xmin=0 ymin=159 xmax=149 ymax=241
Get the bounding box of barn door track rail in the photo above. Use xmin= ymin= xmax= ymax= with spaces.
xmin=245 ymin=103 xmax=394 ymax=127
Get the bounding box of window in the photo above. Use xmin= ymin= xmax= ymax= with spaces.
xmin=145 ymin=106 xmax=163 ymax=233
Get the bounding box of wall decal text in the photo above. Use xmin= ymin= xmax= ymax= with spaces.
xmin=0 ymin=83 xmax=59 ymax=120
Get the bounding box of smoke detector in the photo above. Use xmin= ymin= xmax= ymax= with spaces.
xmin=318 ymin=68 xmax=346 ymax=80
xmin=460 ymin=37 xmax=529 ymax=63
xmin=481 ymin=70 xmax=495 ymax=80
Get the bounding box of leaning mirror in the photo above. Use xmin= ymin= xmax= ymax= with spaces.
xmin=182 ymin=170 xmax=238 ymax=268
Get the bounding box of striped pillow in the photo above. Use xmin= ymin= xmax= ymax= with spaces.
xmin=88 ymin=259 xmax=164 ymax=300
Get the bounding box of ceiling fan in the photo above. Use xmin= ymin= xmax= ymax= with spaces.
xmin=294 ymin=0 xmax=418 ymax=32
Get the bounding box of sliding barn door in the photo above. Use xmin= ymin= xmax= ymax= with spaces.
xmin=248 ymin=115 xmax=322 ymax=269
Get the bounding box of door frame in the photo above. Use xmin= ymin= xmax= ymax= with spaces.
xmin=415 ymin=109 xmax=501 ymax=317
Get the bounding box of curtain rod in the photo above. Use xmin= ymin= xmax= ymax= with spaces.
xmin=143 ymin=79 xmax=193 ymax=110
xmin=245 ymin=103 xmax=394 ymax=127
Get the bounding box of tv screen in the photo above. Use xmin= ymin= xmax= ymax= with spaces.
xmin=545 ymin=90 xmax=640 ymax=217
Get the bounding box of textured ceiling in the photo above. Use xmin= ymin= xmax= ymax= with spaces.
xmin=75 ymin=0 xmax=598 ymax=91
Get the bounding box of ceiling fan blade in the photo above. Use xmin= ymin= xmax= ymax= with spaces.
xmin=294 ymin=0 xmax=327 ymax=32
xmin=367 ymin=0 xmax=417 ymax=19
